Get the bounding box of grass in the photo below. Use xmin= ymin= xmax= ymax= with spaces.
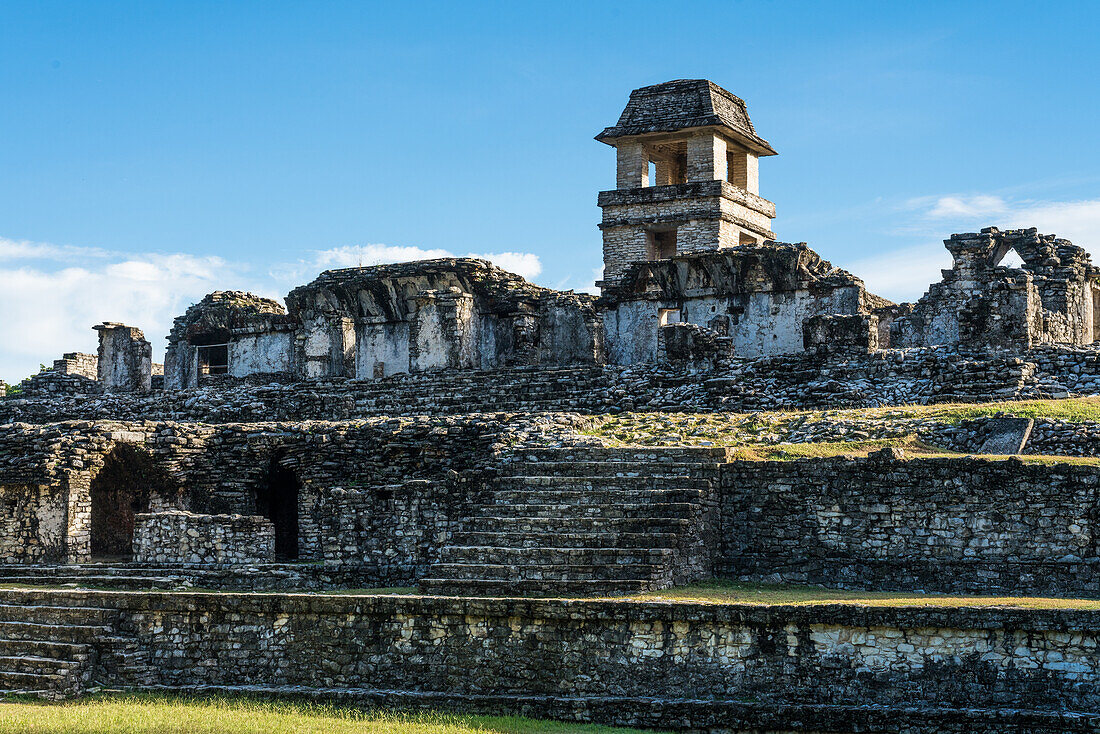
xmin=586 ymin=396 xmax=1100 ymax=442
xmin=582 ymin=396 xmax=1100 ymax=464
xmin=724 ymin=435 xmax=1100 ymax=465
xmin=0 ymin=693 xmax=658 ymax=734
xmin=624 ymin=579 xmax=1100 ymax=610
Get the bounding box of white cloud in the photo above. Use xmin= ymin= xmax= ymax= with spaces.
xmin=917 ymin=195 xmax=1100 ymax=247
xmin=926 ymin=195 xmax=1008 ymax=219
xmin=0 ymin=240 xmax=244 ymax=384
xmin=0 ymin=236 xmax=113 ymax=262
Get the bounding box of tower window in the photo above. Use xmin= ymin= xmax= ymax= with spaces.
xmin=197 ymin=344 xmax=229 ymax=375
xmin=647 ymin=229 xmax=677 ymax=260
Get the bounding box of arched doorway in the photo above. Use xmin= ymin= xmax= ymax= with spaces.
xmin=89 ymin=444 xmax=163 ymax=560
xmin=256 ymin=458 xmax=300 ymax=560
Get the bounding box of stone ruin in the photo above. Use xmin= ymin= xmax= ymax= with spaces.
xmin=3 ymin=79 xmax=1100 ymax=732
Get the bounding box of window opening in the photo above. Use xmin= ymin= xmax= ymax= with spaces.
xmin=197 ymin=344 xmax=229 ymax=376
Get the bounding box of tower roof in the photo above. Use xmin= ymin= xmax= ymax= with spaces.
xmin=596 ymin=79 xmax=776 ymax=156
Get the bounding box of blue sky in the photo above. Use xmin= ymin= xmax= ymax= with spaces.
xmin=2 ymin=1 xmax=1100 ymax=382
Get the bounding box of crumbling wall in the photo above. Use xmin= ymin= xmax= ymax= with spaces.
xmin=164 ymin=291 xmax=293 ymax=390
xmin=319 ymin=479 xmax=454 ymax=583
xmin=15 ymin=588 xmax=1097 ymax=727
xmin=133 ymin=511 xmax=274 ymax=565
xmin=286 ymin=259 xmax=602 ymax=380
xmin=601 ymin=244 xmax=883 ymax=363
xmin=894 ymin=228 xmax=1099 ymax=349
xmin=95 ymin=323 xmax=152 ymax=393
xmin=16 ymin=353 xmax=99 ymax=397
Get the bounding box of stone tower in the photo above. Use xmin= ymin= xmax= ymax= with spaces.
xmin=596 ymin=79 xmax=777 ymax=289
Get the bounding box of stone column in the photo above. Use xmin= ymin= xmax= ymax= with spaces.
xmin=95 ymin=323 xmax=152 ymax=393
xmin=686 ymin=133 xmax=727 ymax=182
xmin=615 ymin=142 xmax=649 ymax=189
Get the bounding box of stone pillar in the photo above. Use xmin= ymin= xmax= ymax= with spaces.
xmin=95 ymin=323 xmax=152 ymax=393
xmin=615 ymin=142 xmax=649 ymax=189
xmin=687 ymin=133 xmax=727 ymax=182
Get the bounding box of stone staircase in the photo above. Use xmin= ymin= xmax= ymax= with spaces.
xmin=420 ymin=447 xmax=727 ymax=596
xmin=0 ymin=562 xmax=374 ymax=593
xmin=0 ymin=601 xmax=135 ymax=698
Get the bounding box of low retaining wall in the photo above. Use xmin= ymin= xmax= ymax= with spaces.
xmin=132 ymin=511 xmax=274 ymax=565
xmin=5 ymin=589 xmax=1100 ymax=731
xmin=720 ymin=451 xmax=1100 ymax=594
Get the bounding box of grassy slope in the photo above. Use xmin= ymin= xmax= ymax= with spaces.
xmin=584 ymin=397 xmax=1100 ymax=463
xmin=0 ymin=693 xmax=656 ymax=734
xmin=625 ymin=580 xmax=1100 ymax=610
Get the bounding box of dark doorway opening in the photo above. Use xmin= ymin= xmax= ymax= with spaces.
xmin=89 ymin=445 xmax=162 ymax=560
xmin=257 ymin=458 xmax=300 ymax=560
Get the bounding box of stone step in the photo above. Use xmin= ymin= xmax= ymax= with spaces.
xmin=0 ymin=655 xmax=83 ymax=677
xmin=484 ymin=488 xmax=707 ymax=506
xmin=492 ymin=476 xmax=714 ymax=491
xmin=464 ymin=502 xmax=699 ymax=520
xmin=463 ymin=516 xmax=691 ymax=534
xmin=0 ymin=621 xmax=111 ymax=644
xmin=506 ymin=447 xmax=730 ymax=462
xmin=0 ymin=604 xmax=117 ymax=626
xmin=449 ymin=530 xmax=682 ymax=549
xmin=0 ymin=575 xmax=182 ymax=591
xmin=502 ymin=461 xmax=720 ymax=478
xmin=437 ymin=546 xmax=674 ymax=565
xmin=0 ymin=669 xmax=75 ymax=693
xmin=425 ymin=562 xmax=665 ymax=582
xmin=0 ymin=638 xmax=92 ymax=662
xmin=418 ymin=577 xmax=657 ymax=596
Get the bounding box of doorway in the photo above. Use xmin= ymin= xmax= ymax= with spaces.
xmin=89 ymin=445 xmax=158 ymax=560
xmin=257 ymin=458 xmax=301 ymax=560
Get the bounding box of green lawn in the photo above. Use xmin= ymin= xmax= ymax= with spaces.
xmin=0 ymin=693 xmax=657 ymax=734
xmin=624 ymin=579 xmax=1100 ymax=610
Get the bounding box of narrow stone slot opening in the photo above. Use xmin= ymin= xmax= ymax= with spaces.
xmin=257 ymin=458 xmax=301 ymax=560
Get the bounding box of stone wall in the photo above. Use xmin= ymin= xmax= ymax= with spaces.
xmin=132 ymin=511 xmax=274 ymax=565
xmin=285 ymin=259 xmax=603 ymax=380
xmin=893 ymin=228 xmax=1100 ymax=350
xmin=5 ymin=588 xmax=1099 ymax=730
xmin=719 ymin=451 xmax=1100 ymax=595
xmin=0 ymin=415 xmax=562 ymax=568
xmin=9 ymin=344 xmax=1100 ymax=424
xmin=17 ymin=353 xmax=99 ymax=397
xmin=0 ymin=481 xmax=67 ymax=563
xmin=600 ymin=244 xmax=879 ymax=364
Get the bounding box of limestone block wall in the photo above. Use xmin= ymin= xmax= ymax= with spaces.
xmin=0 ymin=588 xmax=1087 ymax=728
xmin=0 ymin=482 xmax=67 ymax=563
xmin=318 ymin=479 xmax=454 ymax=583
xmin=598 ymin=181 xmax=776 ymax=285
xmin=133 ymin=511 xmax=274 ymax=566
xmin=603 ymin=285 xmax=866 ymax=363
xmin=17 ymin=353 xmax=99 ymax=397
xmin=719 ymin=453 xmax=1100 ymax=595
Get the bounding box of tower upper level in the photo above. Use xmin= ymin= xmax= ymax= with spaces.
xmin=596 ymin=80 xmax=778 ymax=289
